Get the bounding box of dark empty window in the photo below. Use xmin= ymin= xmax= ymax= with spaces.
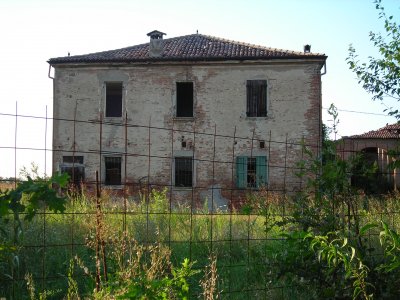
xmin=106 ymin=82 xmax=123 ymax=118
xmin=63 ymin=156 xmax=84 ymax=164
xmin=175 ymin=157 xmax=193 ymax=187
xmin=236 ymin=156 xmax=267 ymax=188
xmin=176 ymin=82 xmax=193 ymax=117
xmin=246 ymin=80 xmax=267 ymax=117
xmin=61 ymin=156 xmax=85 ymax=186
xmin=105 ymin=157 xmax=121 ymax=185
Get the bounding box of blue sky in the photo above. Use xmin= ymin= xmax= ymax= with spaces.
xmin=0 ymin=0 xmax=399 ymax=177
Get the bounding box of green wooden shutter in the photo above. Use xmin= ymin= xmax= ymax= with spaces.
xmin=256 ymin=156 xmax=267 ymax=188
xmin=236 ymin=156 xmax=247 ymax=188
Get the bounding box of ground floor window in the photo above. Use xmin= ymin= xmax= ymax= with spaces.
xmin=105 ymin=156 xmax=122 ymax=185
xmin=60 ymin=156 xmax=85 ymax=186
xmin=175 ymin=157 xmax=193 ymax=187
xmin=236 ymin=156 xmax=267 ymax=188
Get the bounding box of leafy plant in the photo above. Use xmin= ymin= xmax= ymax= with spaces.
xmin=307 ymin=231 xmax=374 ymax=299
xmin=347 ymin=0 xmax=400 ymax=116
xmin=377 ymin=221 xmax=400 ymax=272
xmin=0 ymin=172 xmax=68 ymax=223
xmin=0 ymin=171 xmax=68 ymax=297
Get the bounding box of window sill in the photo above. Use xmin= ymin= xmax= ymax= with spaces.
xmin=173 ymin=117 xmax=195 ymax=122
xmin=244 ymin=116 xmax=269 ymax=120
xmin=103 ymin=117 xmax=124 ymax=123
xmin=173 ymin=186 xmax=194 ymax=191
xmin=237 ymin=187 xmax=261 ymax=191
xmin=103 ymin=185 xmax=124 ymax=190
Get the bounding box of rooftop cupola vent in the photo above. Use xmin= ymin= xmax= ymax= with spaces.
xmin=147 ymin=30 xmax=166 ymax=40
xmin=147 ymin=30 xmax=166 ymax=57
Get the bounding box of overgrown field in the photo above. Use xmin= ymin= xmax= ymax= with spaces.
xmin=2 ymin=183 xmax=400 ymax=299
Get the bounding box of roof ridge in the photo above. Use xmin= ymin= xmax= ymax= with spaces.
xmin=183 ymin=33 xmax=324 ymax=56
xmin=49 ymin=32 xmax=327 ymax=64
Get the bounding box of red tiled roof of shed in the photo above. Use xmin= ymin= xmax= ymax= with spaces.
xmin=347 ymin=123 xmax=400 ymax=139
xmin=48 ymin=33 xmax=326 ymax=65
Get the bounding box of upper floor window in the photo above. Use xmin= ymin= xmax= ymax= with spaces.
xmin=105 ymin=82 xmax=123 ymax=118
xmin=246 ymin=80 xmax=267 ymax=117
xmin=176 ymin=82 xmax=193 ymax=117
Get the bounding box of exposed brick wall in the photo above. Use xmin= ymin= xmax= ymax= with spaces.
xmin=53 ymin=60 xmax=324 ymax=205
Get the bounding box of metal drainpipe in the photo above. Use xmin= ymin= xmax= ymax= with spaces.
xmin=48 ymin=64 xmax=54 ymax=178
xmin=321 ymin=61 xmax=327 ymax=76
xmin=319 ymin=60 xmax=327 ymax=163
xmin=48 ymin=64 xmax=54 ymax=79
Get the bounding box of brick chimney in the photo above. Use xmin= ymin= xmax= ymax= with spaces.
xmin=147 ymin=30 xmax=166 ymax=57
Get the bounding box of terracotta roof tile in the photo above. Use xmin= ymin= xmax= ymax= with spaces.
xmin=48 ymin=33 xmax=326 ymax=65
xmin=347 ymin=123 xmax=400 ymax=139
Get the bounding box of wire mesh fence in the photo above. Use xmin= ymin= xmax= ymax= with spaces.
xmin=1 ymin=108 xmax=400 ymax=299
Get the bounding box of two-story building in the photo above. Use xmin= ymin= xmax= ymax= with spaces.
xmin=48 ymin=31 xmax=327 ymax=206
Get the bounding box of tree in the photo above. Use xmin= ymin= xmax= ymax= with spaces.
xmin=347 ymin=0 xmax=400 ymax=118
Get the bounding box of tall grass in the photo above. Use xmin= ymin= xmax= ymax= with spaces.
xmin=1 ymin=187 xmax=400 ymax=299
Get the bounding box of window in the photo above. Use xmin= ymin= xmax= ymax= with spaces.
xmin=176 ymin=82 xmax=193 ymax=117
xmin=60 ymin=156 xmax=85 ymax=186
xmin=105 ymin=82 xmax=123 ymax=118
xmin=175 ymin=157 xmax=193 ymax=187
xmin=105 ymin=157 xmax=121 ymax=185
xmin=236 ymin=156 xmax=267 ymax=188
xmin=63 ymin=156 xmax=84 ymax=164
xmin=246 ymin=80 xmax=267 ymax=117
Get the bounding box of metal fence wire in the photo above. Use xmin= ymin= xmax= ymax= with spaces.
xmin=0 ymin=108 xmax=399 ymax=299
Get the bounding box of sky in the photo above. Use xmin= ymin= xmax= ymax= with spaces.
xmin=0 ymin=0 xmax=399 ymax=178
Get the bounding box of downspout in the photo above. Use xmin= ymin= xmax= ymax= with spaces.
xmin=48 ymin=63 xmax=54 ymax=176
xmin=319 ymin=60 xmax=327 ymax=168
xmin=321 ymin=61 xmax=327 ymax=76
xmin=48 ymin=64 xmax=54 ymax=79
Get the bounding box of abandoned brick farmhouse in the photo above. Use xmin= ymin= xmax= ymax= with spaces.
xmin=48 ymin=31 xmax=327 ymax=204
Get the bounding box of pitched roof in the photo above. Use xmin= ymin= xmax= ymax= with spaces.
xmin=347 ymin=123 xmax=400 ymax=139
xmin=48 ymin=33 xmax=326 ymax=65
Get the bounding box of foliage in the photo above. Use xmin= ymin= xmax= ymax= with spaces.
xmin=74 ymin=232 xmax=200 ymax=300
xmin=307 ymin=231 xmax=373 ymax=299
xmin=0 ymin=172 xmax=68 ymax=223
xmin=0 ymin=170 xmax=68 ymax=297
xmin=81 ymin=191 xmax=201 ymax=300
xmin=377 ymin=221 xmax=400 ymax=272
xmin=118 ymin=257 xmax=197 ymax=300
xmin=347 ymin=0 xmax=400 ymax=117
xmin=2 ymin=176 xmax=400 ymax=299
xmin=264 ymin=106 xmax=400 ymax=299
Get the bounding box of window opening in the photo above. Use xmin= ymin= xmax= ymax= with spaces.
xmin=61 ymin=156 xmax=85 ymax=186
xmin=176 ymin=82 xmax=193 ymax=117
xmin=175 ymin=157 xmax=193 ymax=187
xmin=246 ymin=80 xmax=267 ymax=117
xmin=236 ymin=156 xmax=267 ymax=188
xmin=106 ymin=82 xmax=123 ymax=118
xmin=247 ymin=158 xmax=257 ymax=188
xmin=63 ymin=156 xmax=84 ymax=164
xmin=105 ymin=157 xmax=121 ymax=185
